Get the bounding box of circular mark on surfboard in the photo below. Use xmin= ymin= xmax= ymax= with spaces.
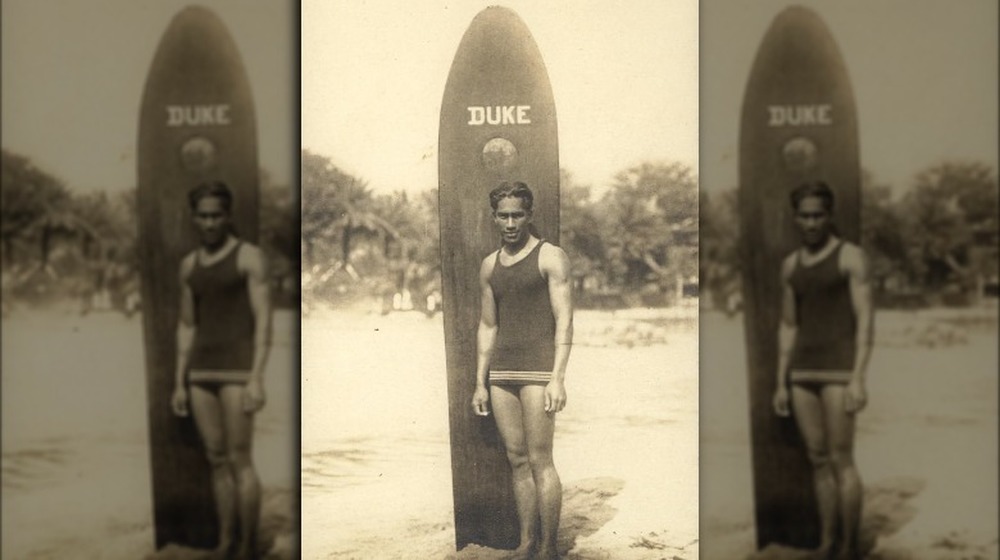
xmin=781 ymin=136 xmax=818 ymax=173
xmin=179 ymin=136 xmax=218 ymax=173
xmin=482 ymin=137 xmax=518 ymax=173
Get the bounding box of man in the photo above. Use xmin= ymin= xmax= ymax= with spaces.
xmin=171 ymin=181 xmax=271 ymax=560
xmin=772 ymin=181 xmax=874 ymax=560
xmin=471 ymin=181 xmax=573 ymax=560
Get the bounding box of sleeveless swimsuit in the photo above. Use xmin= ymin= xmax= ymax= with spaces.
xmin=488 ymin=241 xmax=556 ymax=385
xmin=788 ymin=241 xmax=856 ymax=384
xmin=187 ymin=242 xmax=255 ymax=384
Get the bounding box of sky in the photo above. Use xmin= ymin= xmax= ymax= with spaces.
xmin=701 ymin=0 xmax=998 ymax=195
xmin=302 ymin=0 xmax=699 ymax=195
xmin=1 ymin=0 xmax=296 ymax=193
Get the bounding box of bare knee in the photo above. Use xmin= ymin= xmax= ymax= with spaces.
xmin=829 ymin=446 xmax=856 ymax=475
xmin=226 ymin=442 xmax=254 ymax=471
xmin=205 ymin=447 xmax=231 ymax=471
xmin=805 ymin=448 xmax=832 ymax=472
xmin=527 ymin=446 xmax=555 ymax=475
xmin=505 ymin=446 xmax=530 ymax=472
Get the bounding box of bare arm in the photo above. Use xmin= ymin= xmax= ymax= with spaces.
xmin=776 ymin=253 xmax=798 ymax=389
xmin=475 ymin=255 xmax=498 ymax=390
xmin=241 ymin=244 xmax=272 ymax=383
xmin=541 ymin=244 xmax=574 ymax=383
xmin=844 ymin=244 xmax=874 ymax=384
xmin=175 ymin=254 xmax=196 ymax=390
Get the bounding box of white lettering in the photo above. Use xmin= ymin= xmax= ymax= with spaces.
xmin=767 ymin=104 xmax=833 ymax=127
xmin=485 ymin=106 xmax=501 ymax=125
xmin=466 ymin=105 xmax=532 ymax=126
xmin=502 ymin=105 xmax=516 ymax=125
xmin=517 ymin=105 xmax=531 ymax=124
xmin=467 ymin=107 xmax=485 ymax=125
xmin=165 ymin=104 xmax=233 ymax=127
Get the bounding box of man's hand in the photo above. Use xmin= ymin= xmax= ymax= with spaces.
xmin=472 ymin=385 xmax=490 ymax=416
xmin=171 ymin=386 xmax=189 ymax=417
xmin=844 ymin=379 xmax=867 ymax=414
xmin=772 ymin=386 xmax=790 ymax=417
xmin=544 ymin=379 xmax=566 ymax=413
xmin=243 ymin=378 xmax=266 ymax=413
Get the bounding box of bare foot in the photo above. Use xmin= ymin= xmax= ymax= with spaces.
xmin=508 ymin=541 xmax=534 ymax=560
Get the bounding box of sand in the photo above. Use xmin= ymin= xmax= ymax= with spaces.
xmin=1 ymin=308 xmax=299 ymax=559
xmin=700 ymin=304 xmax=999 ymax=560
xmin=302 ymin=303 xmax=700 ymax=559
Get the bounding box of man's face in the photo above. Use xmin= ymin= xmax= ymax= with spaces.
xmin=193 ymin=195 xmax=230 ymax=248
xmin=493 ymin=196 xmax=532 ymax=247
xmin=794 ymin=195 xmax=832 ymax=248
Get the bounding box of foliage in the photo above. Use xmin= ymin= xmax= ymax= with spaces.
xmin=596 ymin=162 xmax=699 ymax=300
xmin=699 ymin=161 xmax=999 ymax=311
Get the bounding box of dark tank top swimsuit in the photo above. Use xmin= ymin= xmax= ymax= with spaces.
xmin=187 ymin=242 xmax=255 ymax=384
xmin=788 ymin=241 xmax=856 ymax=384
xmin=489 ymin=240 xmax=556 ymax=385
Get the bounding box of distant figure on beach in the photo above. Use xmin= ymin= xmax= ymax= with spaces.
xmin=471 ymin=181 xmax=574 ymax=560
xmin=171 ymin=181 xmax=271 ymax=559
xmin=772 ymin=181 xmax=874 ymax=560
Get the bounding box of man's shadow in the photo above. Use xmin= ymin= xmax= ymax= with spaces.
xmin=746 ymin=476 xmax=925 ymax=560
xmin=450 ymin=477 xmax=625 ymax=560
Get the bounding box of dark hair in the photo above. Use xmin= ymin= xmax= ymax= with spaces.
xmin=188 ymin=181 xmax=233 ymax=212
xmin=489 ymin=181 xmax=534 ymax=212
xmin=789 ymin=181 xmax=834 ymax=213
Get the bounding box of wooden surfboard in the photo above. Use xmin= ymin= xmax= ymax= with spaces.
xmin=738 ymin=5 xmax=860 ymax=550
xmin=438 ymin=6 xmax=559 ymax=551
xmin=137 ymin=6 xmax=259 ymax=549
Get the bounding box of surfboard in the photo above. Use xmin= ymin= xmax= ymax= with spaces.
xmin=738 ymin=5 xmax=860 ymax=549
xmin=137 ymin=6 xmax=259 ymax=548
xmin=438 ymin=6 xmax=559 ymax=551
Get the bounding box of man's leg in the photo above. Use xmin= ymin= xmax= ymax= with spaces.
xmin=520 ymin=385 xmax=560 ymax=560
xmin=821 ymin=385 xmax=862 ymax=560
xmin=490 ymin=384 xmax=538 ymax=557
xmin=791 ymin=383 xmax=836 ymax=558
xmin=220 ymin=384 xmax=261 ymax=560
xmin=189 ymin=384 xmax=236 ymax=556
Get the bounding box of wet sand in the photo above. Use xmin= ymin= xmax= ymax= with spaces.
xmin=700 ymin=305 xmax=998 ymax=560
xmin=1 ymin=308 xmax=298 ymax=559
xmin=302 ymin=304 xmax=700 ymax=559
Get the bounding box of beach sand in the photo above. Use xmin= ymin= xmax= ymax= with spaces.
xmin=700 ymin=305 xmax=998 ymax=560
xmin=302 ymin=304 xmax=700 ymax=559
xmin=1 ymin=308 xmax=299 ymax=559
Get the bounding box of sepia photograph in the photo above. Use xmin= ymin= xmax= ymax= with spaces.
xmin=2 ymin=1 xmax=298 ymax=558
xmin=301 ymin=1 xmax=698 ymax=558
xmin=699 ymin=1 xmax=997 ymax=559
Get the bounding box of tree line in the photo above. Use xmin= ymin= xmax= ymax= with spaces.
xmin=301 ymin=149 xmax=698 ymax=311
xmin=1 ymin=148 xmax=298 ymax=313
xmin=701 ymin=162 xmax=999 ymax=312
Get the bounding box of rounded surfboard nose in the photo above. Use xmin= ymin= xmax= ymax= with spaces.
xmin=438 ymin=6 xmax=559 ymax=551
xmin=738 ymin=5 xmax=861 ymax=550
xmin=137 ymin=5 xmax=259 ymax=549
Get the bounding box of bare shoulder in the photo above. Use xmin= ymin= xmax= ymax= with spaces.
xmin=237 ymin=242 xmax=268 ymax=275
xmin=780 ymin=250 xmax=798 ymax=281
xmin=839 ymin=241 xmax=868 ymax=276
xmin=179 ymin=251 xmax=197 ymax=279
xmin=479 ymin=250 xmax=498 ymax=282
xmin=539 ymin=242 xmax=570 ymax=272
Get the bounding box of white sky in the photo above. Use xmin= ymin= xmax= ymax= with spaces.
xmin=701 ymin=0 xmax=998 ymax=194
xmin=302 ymin=0 xmax=700 ymax=195
xmin=1 ymin=0 xmax=296 ymax=193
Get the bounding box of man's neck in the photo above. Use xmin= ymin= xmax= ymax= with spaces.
xmin=502 ymin=234 xmax=536 ymax=255
xmin=802 ymin=233 xmax=836 ymax=255
xmin=202 ymin=234 xmax=234 ymax=255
